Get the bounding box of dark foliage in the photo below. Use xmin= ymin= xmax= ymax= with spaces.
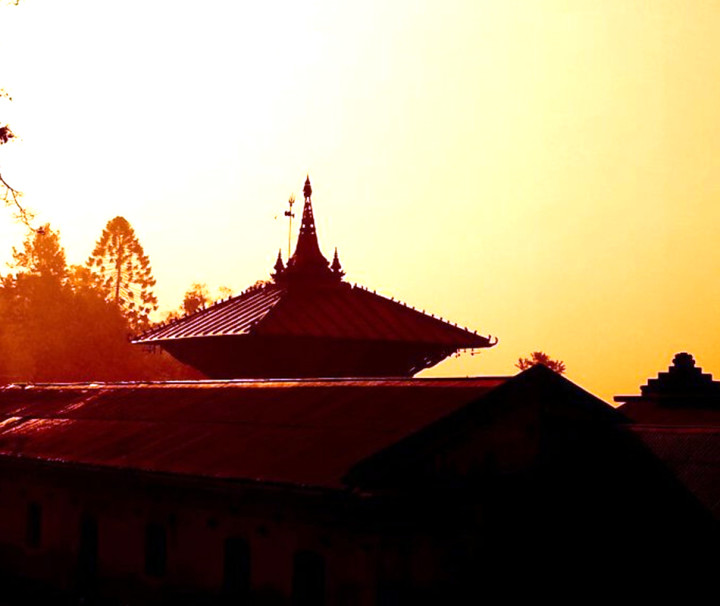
xmin=86 ymin=216 xmax=159 ymax=332
xmin=181 ymin=282 xmax=211 ymax=315
xmin=515 ymin=351 xmax=566 ymax=374
xmin=0 ymin=124 xmax=13 ymax=144
xmin=0 ymin=225 xmax=201 ymax=384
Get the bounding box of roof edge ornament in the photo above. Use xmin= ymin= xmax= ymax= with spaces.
xmin=331 ymin=247 xmax=345 ymax=278
xmin=272 ymin=249 xmax=285 ymax=280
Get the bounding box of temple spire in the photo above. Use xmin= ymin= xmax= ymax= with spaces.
xmin=280 ymin=175 xmax=334 ymax=283
xmin=272 ymin=249 xmax=285 ymax=279
xmin=331 ymin=247 xmax=345 ymax=278
xmin=297 ymin=175 xmax=319 ymax=246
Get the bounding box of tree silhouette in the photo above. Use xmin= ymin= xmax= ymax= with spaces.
xmin=516 ymin=351 xmax=566 ymax=374
xmin=217 ymin=285 xmax=233 ymax=299
xmin=10 ymin=223 xmax=67 ymax=282
xmin=86 ymin=216 xmax=158 ymax=332
xmin=181 ymin=282 xmax=211 ymax=315
xmin=0 ymin=222 xmax=199 ymax=383
xmin=162 ymin=283 xmax=233 ymax=323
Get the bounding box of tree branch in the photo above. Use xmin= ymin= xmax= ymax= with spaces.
xmin=1 ymin=81 xmax=37 ymax=231
xmin=0 ymin=171 xmax=37 ymax=231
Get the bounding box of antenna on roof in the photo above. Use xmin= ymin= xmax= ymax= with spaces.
xmin=284 ymin=193 xmax=296 ymax=259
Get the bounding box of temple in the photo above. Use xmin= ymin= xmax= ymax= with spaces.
xmin=615 ymin=352 xmax=720 ymax=425
xmin=0 ymin=196 xmax=715 ymax=601
xmin=134 ymin=177 xmax=496 ymax=378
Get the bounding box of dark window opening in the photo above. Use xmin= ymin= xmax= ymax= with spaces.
xmin=376 ymin=580 xmax=406 ymax=606
xmin=26 ymin=502 xmax=42 ymax=548
xmin=222 ymin=536 xmax=251 ymax=602
xmin=77 ymin=513 xmax=99 ymax=587
xmin=144 ymin=522 xmax=167 ymax=577
xmin=292 ymin=550 xmax=325 ymax=606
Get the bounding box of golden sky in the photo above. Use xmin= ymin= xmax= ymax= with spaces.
xmin=2 ymin=0 xmax=720 ymax=400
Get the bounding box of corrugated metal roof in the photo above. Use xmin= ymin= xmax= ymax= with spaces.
xmin=136 ymin=283 xmax=491 ymax=348
xmin=0 ymin=378 xmax=506 ymax=489
xmin=139 ymin=284 xmax=285 ymax=341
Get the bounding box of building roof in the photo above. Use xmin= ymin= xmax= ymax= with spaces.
xmin=631 ymin=426 xmax=720 ymax=518
xmin=0 ymin=377 xmax=507 ymax=489
xmin=139 ymin=284 xmax=284 ymax=342
xmin=614 ymin=352 xmax=720 ymax=517
xmin=134 ymin=177 xmax=495 ymax=378
xmin=137 ymin=282 xmax=491 ymax=348
xmin=616 ymin=352 xmax=720 ymax=425
xmin=4 ymin=368 xmax=705 ymax=523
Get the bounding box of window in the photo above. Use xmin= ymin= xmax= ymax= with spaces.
xmin=222 ymin=536 xmax=251 ymax=602
xmin=77 ymin=513 xmax=99 ymax=586
xmin=26 ymin=502 xmax=42 ymax=548
xmin=292 ymin=550 xmax=325 ymax=606
xmin=144 ymin=522 xmax=167 ymax=577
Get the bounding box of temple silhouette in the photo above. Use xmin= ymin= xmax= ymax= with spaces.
xmin=0 ymin=178 xmax=715 ymax=604
xmin=134 ymin=177 xmax=496 ymax=378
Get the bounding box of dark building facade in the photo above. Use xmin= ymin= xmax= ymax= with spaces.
xmin=615 ymin=352 xmax=720 ymax=520
xmin=0 ymin=366 xmax=715 ymax=604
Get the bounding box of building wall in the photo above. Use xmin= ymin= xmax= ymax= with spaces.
xmin=0 ymin=376 xmax=713 ymax=603
xmin=0 ymin=462 xmax=454 ymax=605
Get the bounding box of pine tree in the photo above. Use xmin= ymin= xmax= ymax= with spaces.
xmin=86 ymin=216 xmax=158 ymax=332
xmin=11 ymin=223 xmax=67 ymax=282
xmin=0 ymin=223 xmax=198 ymax=384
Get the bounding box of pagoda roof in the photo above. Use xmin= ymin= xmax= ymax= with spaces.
xmin=134 ymin=176 xmax=495 ymax=377
xmin=137 ymin=281 xmax=492 ymax=348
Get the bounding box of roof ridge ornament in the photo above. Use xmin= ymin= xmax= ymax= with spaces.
xmin=273 ymin=176 xmax=340 ymax=286
xmin=283 ymin=194 xmax=295 ymax=260
xmin=331 ymin=247 xmax=345 ymax=278
xmin=272 ymin=249 xmax=285 ymax=280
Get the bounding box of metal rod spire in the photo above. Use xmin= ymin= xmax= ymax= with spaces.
xmin=284 ymin=193 xmax=295 ymax=259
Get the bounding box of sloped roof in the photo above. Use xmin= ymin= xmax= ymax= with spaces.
xmin=139 ymin=284 xmax=284 ymax=341
xmin=631 ymin=426 xmax=720 ymax=518
xmin=136 ymin=283 xmax=491 ymax=348
xmin=134 ymin=177 xmax=495 ymax=361
xmin=0 ymin=378 xmax=506 ymax=489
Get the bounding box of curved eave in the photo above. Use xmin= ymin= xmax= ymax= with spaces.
xmin=133 ymin=281 xmax=496 ymax=351
xmin=136 ymin=332 xmax=495 ymax=350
